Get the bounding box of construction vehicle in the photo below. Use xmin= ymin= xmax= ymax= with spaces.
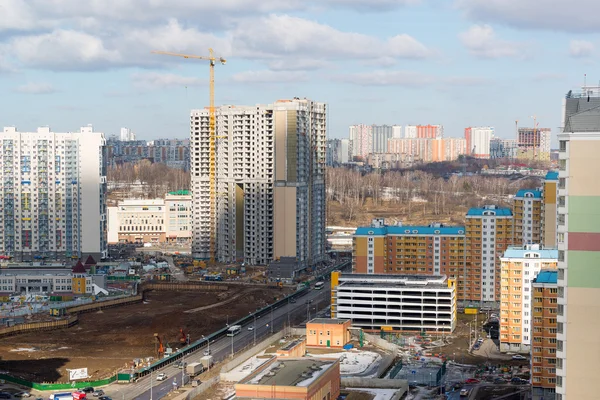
xmin=152 ymin=49 xmax=226 ymax=263
xmin=154 ymin=333 xmax=165 ymax=358
xmin=179 ymin=328 xmax=188 ymax=345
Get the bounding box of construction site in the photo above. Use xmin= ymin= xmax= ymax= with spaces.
xmin=0 ymin=286 xmax=291 ymax=383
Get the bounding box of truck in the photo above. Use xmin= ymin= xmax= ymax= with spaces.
xmin=186 ymin=362 xmax=204 ymax=377
xmin=48 ymin=393 xmax=78 ymax=400
xmin=200 ymin=355 xmax=213 ymax=370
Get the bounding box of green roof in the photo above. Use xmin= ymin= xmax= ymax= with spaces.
xmin=168 ymin=190 xmax=190 ymax=196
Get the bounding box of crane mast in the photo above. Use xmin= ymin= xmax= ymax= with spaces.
xmin=152 ymin=49 xmax=226 ymax=262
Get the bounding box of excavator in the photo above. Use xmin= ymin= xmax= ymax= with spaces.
xmin=179 ymin=328 xmax=188 ymax=345
xmin=154 ymin=333 xmax=165 ymax=358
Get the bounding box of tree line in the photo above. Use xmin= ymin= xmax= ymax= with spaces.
xmin=107 ymin=160 xmax=190 ymax=199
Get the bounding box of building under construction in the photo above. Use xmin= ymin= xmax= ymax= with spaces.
xmin=190 ymin=99 xmax=327 ymax=267
xmin=517 ymin=127 xmax=551 ymax=161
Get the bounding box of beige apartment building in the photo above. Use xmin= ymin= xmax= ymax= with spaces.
xmin=499 ymin=245 xmax=558 ymax=354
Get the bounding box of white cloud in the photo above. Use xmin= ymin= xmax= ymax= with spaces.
xmin=569 ymin=40 xmax=594 ymax=58
xmin=231 ymin=70 xmax=308 ymax=83
xmin=9 ymin=30 xmax=120 ymax=70
xmin=131 ymin=72 xmax=205 ymax=88
xmin=326 ymin=0 xmax=420 ymax=11
xmin=459 ymin=24 xmax=522 ymax=59
xmin=14 ymin=82 xmax=57 ymax=94
xmin=233 ymin=14 xmax=431 ymax=60
xmin=268 ymin=59 xmax=332 ymax=71
xmin=456 ymin=0 xmax=600 ymax=32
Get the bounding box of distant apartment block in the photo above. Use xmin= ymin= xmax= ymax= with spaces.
xmin=556 ymin=86 xmax=600 ymax=400
xmin=191 ymin=99 xmax=326 ymax=266
xmin=542 ymin=171 xmax=559 ymax=248
xmin=120 ymin=127 xmax=136 ymax=142
xmin=365 ymin=153 xmax=404 ymax=170
xmin=326 ymin=138 xmax=350 ymax=166
xmin=105 ymin=138 xmax=189 ymax=170
xmin=107 ymin=191 xmax=191 ymax=245
xmin=531 ymin=270 xmax=558 ymax=400
xmin=513 ymin=189 xmax=543 ymax=245
xmin=387 ymin=137 xmax=466 ymax=163
xmin=465 ymin=205 xmax=514 ymax=302
xmin=499 ymin=245 xmax=558 ymax=354
xmin=349 ymin=124 xmax=372 ymax=159
xmin=372 ymin=124 xmax=402 ymax=153
xmin=465 ymin=126 xmax=494 ymax=158
xmin=490 ymin=138 xmax=518 ymax=159
xmin=0 ymin=126 xmax=107 ymax=261
xmin=331 ymin=271 xmax=457 ymax=333
xmin=518 ymin=127 xmax=552 ymax=161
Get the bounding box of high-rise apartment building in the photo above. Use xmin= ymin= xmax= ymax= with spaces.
xmin=326 ymin=139 xmax=349 ymax=166
xmin=404 ymin=125 xmax=417 ymax=139
xmin=372 ymin=125 xmax=401 ymax=153
xmin=542 ymin=171 xmax=559 ymax=248
xmin=531 ymin=270 xmax=558 ymax=400
xmin=190 ymin=99 xmax=326 ymax=266
xmin=465 ymin=205 xmax=514 ymax=302
xmin=489 ymin=138 xmax=518 ymax=159
xmin=513 ymin=189 xmax=543 ymax=245
xmin=120 ymin=127 xmax=135 ymax=142
xmin=416 ymin=124 xmax=443 ymax=139
xmin=556 ymin=86 xmax=600 ymax=400
xmin=387 ymin=137 xmax=466 ymax=163
xmin=349 ymin=124 xmax=372 ymax=160
xmin=0 ymin=126 xmax=107 ymax=261
xmin=465 ymin=126 xmax=494 ymax=158
xmin=518 ymin=127 xmax=552 ymax=161
xmin=499 ymin=245 xmax=558 ymax=354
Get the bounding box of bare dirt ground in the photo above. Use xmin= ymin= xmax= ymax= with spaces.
xmin=0 ymin=288 xmax=289 ymax=383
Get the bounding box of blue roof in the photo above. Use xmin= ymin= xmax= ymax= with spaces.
xmin=515 ymin=189 xmax=542 ymax=199
xmin=466 ymin=206 xmax=512 ymax=216
xmin=545 ymin=171 xmax=559 ymax=181
xmin=502 ymin=246 xmax=558 ymax=259
xmin=534 ymin=270 xmax=558 ymax=284
xmin=355 ymin=225 xmax=465 ymax=236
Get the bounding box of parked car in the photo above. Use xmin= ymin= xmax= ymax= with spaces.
xmin=81 ymin=388 xmax=94 ymax=394
xmin=92 ymin=390 xmax=104 ymax=397
xmin=465 ymin=378 xmax=480 ymax=384
xmin=0 ymin=393 xmax=11 ymax=399
xmin=156 ymin=373 xmax=167 ymax=381
xmin=460 ymin=389 xmax=470 ymax=397
xmin=14 ymin=392 xmax=31 ymax=398
xmin=494 ymin=378 xmax=507 ymax=384
xmin=512 ymin=355 xmax=527 ymax=360
xmin=511 ymin=377 xmax=528 ymax=385
xmin=98 ymin=396 xmax=112 ymax=400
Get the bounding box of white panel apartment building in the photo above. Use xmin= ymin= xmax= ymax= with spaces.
xmin=349 ymin=124 xmax=372 ymax=159
xmin=499 ymin=245 xmax=558 ymax=354
xmin=0 ymin=126 xmax=107 ymax=261
xmin=332 ymin=273 xmax=457 ymax=333
xmin=191 ymin=99 xmax=327 ymax=266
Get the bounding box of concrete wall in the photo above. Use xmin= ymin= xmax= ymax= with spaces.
xmin=220 ymin=331 xmax=285 ymax=377
xmin=341 ymin=378 xmax=408 ymax=398
xmin=186 ymin=376 xmax=219 ymax=400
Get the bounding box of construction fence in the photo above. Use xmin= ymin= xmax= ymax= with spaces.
xmin=0 ymin=373 xmax=116 ymax=391
xmin=0 ymin=315 xmax=78 ymax=338
xmin=66 ymin=294 xmax=143 ymax=314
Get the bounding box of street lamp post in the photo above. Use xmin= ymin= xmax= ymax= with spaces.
xmin=270 ymin=306 xmax=274 ymax=334
xmin=231 ymin=333 xmax=234 ymax=357
xmin=253 ymin=314 xmax=257 ymax=346
xmin=181 ymin=352 xmax=185 ymax=386
xmin=150 ymin=369 xmax=153 ymax=400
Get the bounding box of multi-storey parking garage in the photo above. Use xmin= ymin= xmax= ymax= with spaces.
xmin=331 ymin=272 xmax=457 ymax=333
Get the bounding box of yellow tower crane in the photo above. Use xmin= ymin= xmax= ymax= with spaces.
xmin=152 ymin=49 xmax=226 ymax=262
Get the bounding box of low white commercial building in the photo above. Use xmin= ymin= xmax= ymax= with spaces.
xmin=332 ymin=273 xmax=457 ymax=333
xmin=107 ymin=191 xmax=192 ymax=244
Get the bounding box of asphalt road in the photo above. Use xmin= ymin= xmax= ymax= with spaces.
xmin=104 ymin=286 xmax=332 ymax=400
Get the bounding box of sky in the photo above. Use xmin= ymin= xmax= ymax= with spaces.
xmin=0 ymin=0 xmax=599 ymax=145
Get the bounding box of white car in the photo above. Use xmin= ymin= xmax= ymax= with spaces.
xmin=248 ymin=326 xmax=254 ymax=331
xmin=512 ymin=355 xmax=527 ymax=360
xmin=156 ymin=373 xmax=167 ymax=381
